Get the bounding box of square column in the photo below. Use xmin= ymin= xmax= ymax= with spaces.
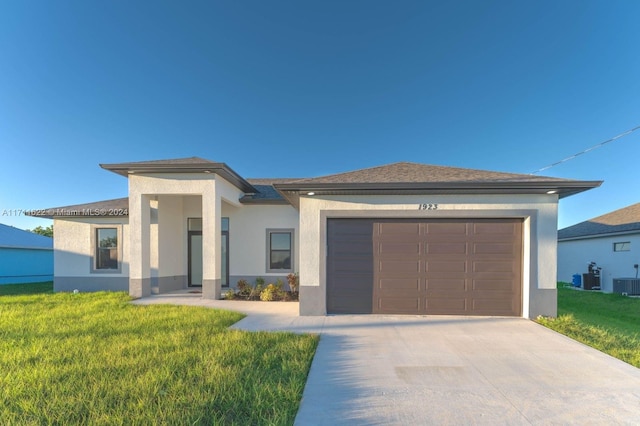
xmin=202 ymin=183 xmax=221 ymax=299
xmin=129 ymin=193 xmax=152 ymax=298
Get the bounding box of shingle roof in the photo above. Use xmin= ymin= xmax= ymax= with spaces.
xmin=273 ymin=162 xmax=601 ymax=207
xmin=27 ymin=198 xmax=129 ymax=219
xmin=100 ymin=157 xmax=256 ymax=193
xmin=292 ymin=162 xmax=571 ymax=184
xmin=102 ymin=157 xmax=214 ymax=166
xmin=0 ymin=223 xmax=53 ymax=249
xmin=558 ymin=203 xmax=640 ymax=240
xmin=242 ymin=178 xmax=301 ymax=203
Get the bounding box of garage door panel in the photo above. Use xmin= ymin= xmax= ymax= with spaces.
xmin=329 ymin=241 xmax=372 ymax=257
xmin=473 ymin=261 xmax=515 ymax=273
xmin=426 ymin=279 xmax=466 ymax=291
xmin=426 ymin=222 xmax=468 ymax=234
xmin=426 ymin=297 xmax=467 ymax=313
xmin=330 ymin=258 xmax=373 ymax=273
xmin=378 ymin=242 xmax=421 ymax=255
xmin=377 ymin=297 xmax=421 ymax=314
xmin=472 ymin=279 xmax=516 ymax=291
xmin=378 ymin=223 xmax=421 ymax=235
xmin=427 ymin=261 xmax=467 ymax=273
xmin=426 ymin=242 xmax=468 ymax=254
xmin=473 ymin=243 xmax=516 ymax=255
xmin=377 ymin=278 xmax=421 ymax=290
xmin=378 ymin=259 xmax=422 ymax=273
xmin=471 ymin=298 xmax=517 ymax=315
xmin=473 ymin=222 xmax=516 ymax=235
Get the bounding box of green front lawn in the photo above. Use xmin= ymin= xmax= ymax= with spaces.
xmin=537 ymin=285 xmax=640 ymax=368
xmin=0 ymin=288 xmax=318 ymax=425
xmin=0 ymin=281 xmax=53 ymax=295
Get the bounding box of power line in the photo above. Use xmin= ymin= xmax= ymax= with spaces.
xmin=530 ymin=123 xmax=640 ymax=174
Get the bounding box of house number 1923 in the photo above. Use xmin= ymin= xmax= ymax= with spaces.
xmin=418 ymin=203 xmax=438 ymax=210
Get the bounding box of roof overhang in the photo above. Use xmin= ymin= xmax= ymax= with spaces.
xmin=273 ymin=180 xmax=603 ymax=208
xmin=100 ymin=161 xmax=257 ymax=194
xmin=559 ymin=229 xmax=640 ymax=242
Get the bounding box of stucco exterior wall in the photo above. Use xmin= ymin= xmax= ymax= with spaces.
xmin=558 ymin=234 xmax=640 ymax=292
xmin=221 ymin=203 xmax=299 ymax=283
xmin=53 ymin=217 xmax=129 ymax=292
xmin=298 ymin=193 xmax=559 ymax=318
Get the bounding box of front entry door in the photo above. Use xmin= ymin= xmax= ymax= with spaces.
xmin=188 ymin=231 xmax=203 ymax=287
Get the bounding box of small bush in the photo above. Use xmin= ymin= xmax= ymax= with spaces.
xmin=224 ymin=289 xmax=236 ymax=300
xmin=236 ymin=279 xmax=252 ymax=297
xmin=287 ymin=273 xmax=299 ymax=293
xmin=260 ymin=284 xmax=277 ymax=301
xmin=250 ymin=283 xmax=264 ymax=299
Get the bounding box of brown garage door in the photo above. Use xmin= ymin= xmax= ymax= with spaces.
xmin=327 ymin=218 xmax=523 ymax=316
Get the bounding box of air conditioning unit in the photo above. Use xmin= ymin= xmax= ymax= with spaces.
xmin=612 ymin=278 xmax=640 ymax=295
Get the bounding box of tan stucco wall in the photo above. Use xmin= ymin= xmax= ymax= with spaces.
xmin=298 ymin=193 xmax=559 ymax=318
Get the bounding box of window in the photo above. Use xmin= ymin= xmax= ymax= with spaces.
xmin=267 ymin=229 xmax=293 ymax=272
xmin=94 ymin=227 xmax=120 ymax=271
xmin=614 ymin=242 xmax=630 ymax=252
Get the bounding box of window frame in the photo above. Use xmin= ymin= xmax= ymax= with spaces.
xmin=613 ymin=241 xmax=631 ymax=252
xmin=266 ymin=228 xmax=294 ymax=273
xmin=91 ymin=225 xmax=123 ymax=273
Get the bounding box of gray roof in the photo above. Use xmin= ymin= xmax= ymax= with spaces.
xmin=274 ymin=162 xmax=601 ymax=207
xmin=35 ymin=160 xmax=602 ymax=216
xmin=100 ymin=157 xmax=256 ymax=193
xmin=27 ymin=198 xmax=129 ymax=219
xmin=558 ymin=203 xmax=640 ymax=240
xmin=242 ymin=179 xmax=300 ymax=204
xmin=292 ymin=162 xmax=572 ymax=184
xmin=0 ymin=223 xmax=53 ymax=249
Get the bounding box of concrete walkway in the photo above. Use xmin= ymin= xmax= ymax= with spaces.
xmin=133 ymin=293 xmax=640 ymax=425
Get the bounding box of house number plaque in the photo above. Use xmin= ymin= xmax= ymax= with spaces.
xmin=418 ymin=203 xmax=438 ymax=210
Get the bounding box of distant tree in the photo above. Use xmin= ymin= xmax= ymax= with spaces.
xmin=28 ymin=225 xmax=53 ymax=238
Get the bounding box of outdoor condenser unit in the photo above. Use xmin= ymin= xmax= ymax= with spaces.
xmin=612 ymin=278 xmax=640 ymax=295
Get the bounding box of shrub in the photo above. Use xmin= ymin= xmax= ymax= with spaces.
xmin=236 ymin=279 xmax=251 ymax=297
xmin=260 ymin=284 xmax=278 ymax=301
xmin=287 ymin=272 xmax=299 ymax=293
xmin=224 ymin=289 xmax=236 ymax=300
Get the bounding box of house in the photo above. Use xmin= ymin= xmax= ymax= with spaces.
xmin=558 ymin=203 xmax=640 ymax=292
xmin=33 ymin=157 xmax=600 ymax=317
xmin=0 ymin=223 xmax=53 ymax=284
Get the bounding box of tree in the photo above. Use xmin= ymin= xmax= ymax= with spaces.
xmin=28 ymin=225 xmax=53 ymax=238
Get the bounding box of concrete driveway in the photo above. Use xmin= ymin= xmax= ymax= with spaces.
xmin=134 ymin=294 xmax=640 ymax=424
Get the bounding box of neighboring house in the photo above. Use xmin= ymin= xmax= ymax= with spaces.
xmin=558 ymin=203 xmax=640 ymax=292
xmin=32 ymin=157 xmax=600 ymax=318
xmin=0 ymin=223 xmax=53 ymax=284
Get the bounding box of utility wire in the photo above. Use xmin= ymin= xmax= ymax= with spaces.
xmin=530 ymin=123 xmax=640 ymax=174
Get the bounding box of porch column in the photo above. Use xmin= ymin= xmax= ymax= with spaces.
xmin=129 ymin=193 xmax=152 ymax=298
xmin=202 ymin=183 xmax=221 ymax=299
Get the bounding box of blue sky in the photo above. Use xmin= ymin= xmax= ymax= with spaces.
xmin=1 ymin=0 xmax=639 ymax=231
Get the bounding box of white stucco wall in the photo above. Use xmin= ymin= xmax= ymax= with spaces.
xmin=222 ymin=203 xmax=299 ymax=278
xmin=157 ymin=195 xmax=185 ymax=277
xmin=54 ymin=217 xmax=130 ymax=277
xmin=558 ymin=234 xmax=640 ymax=292
xmin=298 ymin=193 xmax=559 ymax=318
